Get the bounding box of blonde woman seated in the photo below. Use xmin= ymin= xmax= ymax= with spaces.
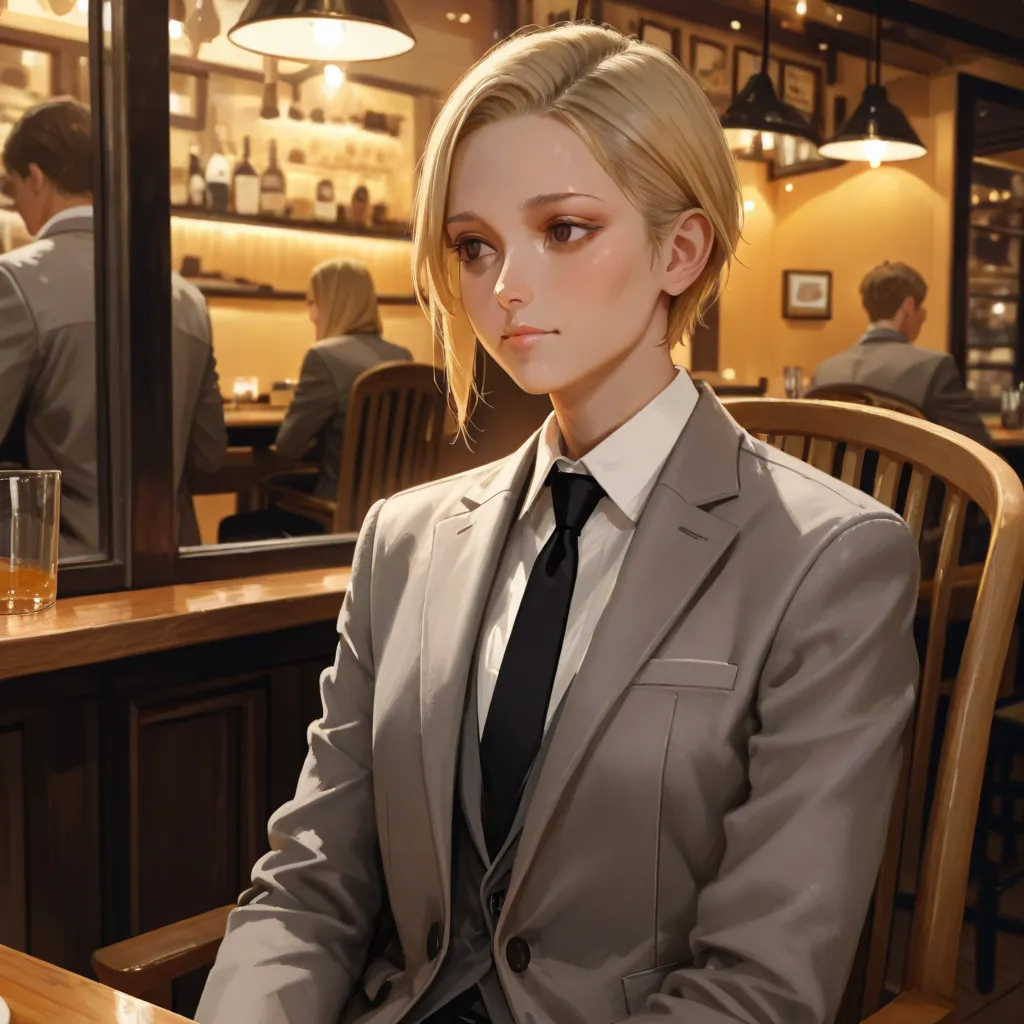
xmin=218 ymin=258 xmax=411 ymax=542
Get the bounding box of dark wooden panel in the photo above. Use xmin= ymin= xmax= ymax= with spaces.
xmin=130 ymin=680 xmax=268 ymax=935
xmin=25 ymin=700 xmax=101 ymax=975
xmin=0 ymin=724 xmax=26 ymax=950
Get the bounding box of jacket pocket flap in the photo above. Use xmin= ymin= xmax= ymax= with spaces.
xmin=621 ymin=962 xmax=685 ymax=1014
xmin=633 ymin=659 xmax=737 ymax=691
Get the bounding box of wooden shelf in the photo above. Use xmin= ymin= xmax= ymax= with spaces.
xmin=171 ymin=206 xmax=411 ymax=241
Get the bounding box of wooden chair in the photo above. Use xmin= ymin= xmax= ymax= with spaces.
xmin=802 ymin=383 xmax=926 ymax=420
xmin=720 ymin=397 xmax=1024 ymax=1024
xmin=265 ymin=361 xmax=448 ymax=534
xmin=92 ymin=399 xmax=1024 ymax=1024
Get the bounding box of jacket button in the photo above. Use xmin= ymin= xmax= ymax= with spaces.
xmin=487 ymin=889 xmax=506 ymax=918
xmin=426 ymin=921 xmax=442 ymax=960
xmin=505 ymin=936 xmax=531 ymax=973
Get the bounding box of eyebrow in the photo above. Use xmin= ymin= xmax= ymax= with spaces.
xmin=445 ymin=191 xmax=605 ymax=225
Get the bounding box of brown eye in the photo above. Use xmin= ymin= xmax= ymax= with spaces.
xmin=462 ymin=240 xmax=482 ymax=261
xmin=550 ymin=222 xmax=574 ymax=244
xmin=547 ymin=222 xmax=592 ymax=246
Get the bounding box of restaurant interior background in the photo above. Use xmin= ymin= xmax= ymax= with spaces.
xmin=0 ymin=0 xmax=1022 ymax=594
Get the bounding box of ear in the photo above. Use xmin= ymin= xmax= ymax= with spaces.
xmin=898 ymin=295 xmax=917 ymax=319
xmin=27 ymin=163 xmax=46 ymax=194
xmin=660 ymin=210 xmax=714 ymax=298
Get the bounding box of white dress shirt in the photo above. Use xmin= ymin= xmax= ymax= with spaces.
xmin=476 ymin=369 xmax=701 ymax=738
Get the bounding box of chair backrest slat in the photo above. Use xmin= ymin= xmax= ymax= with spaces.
xmin=334 ymin=362 xmax=448 ymax=533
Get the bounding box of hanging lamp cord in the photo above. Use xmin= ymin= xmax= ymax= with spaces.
xmin=872 ymin=8 xmax=883 ymax=87
xmin=761 ymin=0 xmax=770 ymax=75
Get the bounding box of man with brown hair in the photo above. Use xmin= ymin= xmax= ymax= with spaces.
xmin=811 ymin=261 xmax=990 ymax=446
xmin=0 ymin=98 xmax=226 ymax=553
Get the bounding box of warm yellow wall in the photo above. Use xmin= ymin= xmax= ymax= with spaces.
xmin=207 ymin=298 xmax=434 ymax=394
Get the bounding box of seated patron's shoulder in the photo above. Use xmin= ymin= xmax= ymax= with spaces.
xmin=170 ymin=273 xmax=211 ymax=341
xmin=737 ymin=432 xmax=913 ymax=546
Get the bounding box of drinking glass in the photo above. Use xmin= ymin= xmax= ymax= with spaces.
xmin=1 ymin=470 xmax=60 ymax=615
xmin=1001 ymin=385 xmax=1024 ymax=429
xmin=783 ymin=366 xmax=804 ymax=399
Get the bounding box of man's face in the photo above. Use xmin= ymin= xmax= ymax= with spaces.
xmin=5 ymin=164 xmax=50 ymax=236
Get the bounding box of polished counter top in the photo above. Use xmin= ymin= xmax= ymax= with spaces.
xmin=0 ymin=567 xmax=349 ymax=681
xmin=0 ymin=944 xmax=192 ymax=1023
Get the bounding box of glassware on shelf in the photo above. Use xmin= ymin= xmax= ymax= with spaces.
xmin=231 ymin=377 xmax=260 ymax=406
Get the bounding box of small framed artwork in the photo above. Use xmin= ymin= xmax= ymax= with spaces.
xmin=783 ymin=270 xmax=833 ymax=320
xmin=780 ymin=59 xmax=822 ymax=128
xmin=734 ymin=46 xmax=779 ymax=97
xmin=638 ymin=19 xmax=681 ymax=61
xmin=527 ymin=1 xmax=583 ymax=27
xmin=689 ymin=36 xmax=729 ymax=114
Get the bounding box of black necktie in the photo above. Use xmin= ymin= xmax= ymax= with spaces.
xmin=479 ymin=468 xmax=605 ymax=858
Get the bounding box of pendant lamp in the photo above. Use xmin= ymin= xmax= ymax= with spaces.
xmin=818 ymin=12 xmax=926 ymax=165
xmin=228 ymin=0 xmax=415 ymax=63
xmin=720 ymin=0 xmax=820 ymax=159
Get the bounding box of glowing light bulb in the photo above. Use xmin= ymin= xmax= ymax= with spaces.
xmin=796 ymin=1 xmax=807 ymax=15
xmin=446 ymin=11 xmax=456 ymax=19
xmin=323 ymin=63 xmax=344 ymax=91
xmin=989 ymin=189 xmax=1001 ymax=202
xmin=993 ymin=302 xmax=1006 ymax=316
xmin=169 ymin=19 xmax=184 ymax=39
xmin=730 ymin=20 xmax=742 ymax=31
xmin=870 ymin=159 xmax=881 ymax=169
xmin=458 ymin=12 xmax=471 ymax=22
xmin=836 ymin=12 xmax=843 ymax=22
xmin=743 ymin=199 xmax=756 ymax=212
xmin=722 ymin=368 xmax=737 ymax=381
xmin=863 ymin=139 xmax=888 ymax=166
xmin=313 ymin=18 xmax=344 ymax=51
xmin=77 ymin=0 xmax=87 ymax=10
xmin=785 ymin=183 xmax=794 ymax=193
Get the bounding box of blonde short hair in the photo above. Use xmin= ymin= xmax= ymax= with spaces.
xmin=309 ymin=258 xmax=383 ymax=339
xmin=412 ymin=22 xmax=742 ymax=430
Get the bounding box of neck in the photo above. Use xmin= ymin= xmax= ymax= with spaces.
xmin=871 ymin=319 xmax=905 ymax=335
xmin=40 ymin=193 xmax=92 ymax=227
xmin=549 ymin=338 xmax=677 ymax=460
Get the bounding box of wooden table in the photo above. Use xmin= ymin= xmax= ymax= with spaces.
xmin=223 ymin=404 xmax=286 ymax=430
xmin=0 ymin=944 xmax=191 ymax=1023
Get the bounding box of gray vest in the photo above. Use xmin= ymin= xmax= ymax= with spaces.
xmin=406 ymin=676 xmax=566 ymax=1024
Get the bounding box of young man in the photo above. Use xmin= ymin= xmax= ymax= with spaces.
xmin=811 ymin=261 xmax=990 ymax=447
xmin=0 ymin=98 xmax=227 ymax=553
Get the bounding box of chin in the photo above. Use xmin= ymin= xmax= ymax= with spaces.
xmin=491 ymin=355 xmax=576 ymax=397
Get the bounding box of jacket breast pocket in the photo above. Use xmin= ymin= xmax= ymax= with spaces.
xmin=632 ymin=658 xmax=737 ymax=691
xmin=621 ymin=962 xmax=686 ymax=1014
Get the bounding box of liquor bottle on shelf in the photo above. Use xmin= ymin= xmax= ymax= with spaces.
xmin=314 ymin=178 xmax=336 ymax=224
xmin=259 ymin=139 xmax=287 ymax=217
xmin=233 ymin=135 xmax=260 ymax=217
xmin=205 ymin=126 xmax=231 ymax=213
xmin=187 ymin=146 xmax=206 ymax=207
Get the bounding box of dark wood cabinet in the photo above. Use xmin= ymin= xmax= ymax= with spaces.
xmin=0 ymin=620 xmax=337 ymax=980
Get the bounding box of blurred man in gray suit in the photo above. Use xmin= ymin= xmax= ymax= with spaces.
xmin=0 ymin=99 xmax=226 ymax=554
xmin=811 ymin=261 xmax=990 ymax=447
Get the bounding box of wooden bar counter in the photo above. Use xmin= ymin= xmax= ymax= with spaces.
xmin=0 ymin=568 xmax=350 ymax=1017
xmin=0 ymin=944 xmax=191 ymax=1024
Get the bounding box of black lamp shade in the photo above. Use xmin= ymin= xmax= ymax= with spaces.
xmin=818 ymin=84 xmax=926 ymax=162
xmin=228 ymin=0 xmax=415 ymax=63
xmin=721 ymin=71 xmax=822 ymax=156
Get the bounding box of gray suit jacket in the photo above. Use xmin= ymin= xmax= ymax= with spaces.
xmin=812 ymin=327 xmax=991 ymax=447
xmin=275 ymin=333 xmax=412 ymax=500
xmin=0 ymin=211 xmax=226 ymax=553
xmin=196 ymin=385 xmax=920 ymax=1024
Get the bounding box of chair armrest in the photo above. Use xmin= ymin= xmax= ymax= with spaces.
xmin=860 ymin=992 xmax=954 ymax=1024
xmin=91 ymin=903 xmax=233 ymax=1000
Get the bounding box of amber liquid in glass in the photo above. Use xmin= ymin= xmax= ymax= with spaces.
xmin=1 ymin=562 xmax=57 ymax=614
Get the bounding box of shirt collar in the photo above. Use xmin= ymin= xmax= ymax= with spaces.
xmin=520 ymin=368 xmax=700 ymax=524
xmin=37 ymin=203 xmax=93 ymax=239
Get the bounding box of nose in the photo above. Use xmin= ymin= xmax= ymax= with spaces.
xmin=493 ymin=250 xmax=533 ymax=312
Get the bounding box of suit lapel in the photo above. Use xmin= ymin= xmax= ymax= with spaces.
xmin=419 ymin=433 xmax=538 ymax=908
xmin=503 ymin=387 xmax=744 ymax=909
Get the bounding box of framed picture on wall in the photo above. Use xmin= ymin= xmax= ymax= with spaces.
xmin=527 ymin=1 xmax=585 ymax=26
xmin=638 ymin=19 xmax=681 ymax=60
xmin=782 ymin=270 xmax=833 ymax=320
xmin=734 ymin=46 xmax=779 ymax=97
xmin=689 ymin=36 xmax=729 ymax=113
xmin=780 ymin=60 xmax=823 ymax=128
